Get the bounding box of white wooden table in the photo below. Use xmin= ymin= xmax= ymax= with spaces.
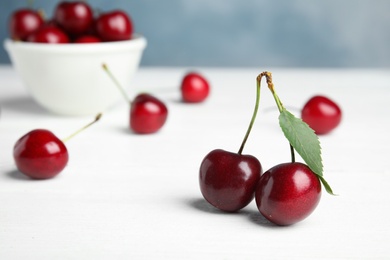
xmin=1 ymin=65 xmax=389 ymax=259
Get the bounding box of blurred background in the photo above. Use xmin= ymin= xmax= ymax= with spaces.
xmin=1 ymin=0 xmax=390 ymax=67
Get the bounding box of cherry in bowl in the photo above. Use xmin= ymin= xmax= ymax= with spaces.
xmin=9 ymin=8 xmax=44 ymax=41
xmin=95 ymin=10 xmax=133 ymax=42
xmin=27 ymin=25 xmax=70 ymax=44
xmin=54 ymin=1 xmax=94 ymax=36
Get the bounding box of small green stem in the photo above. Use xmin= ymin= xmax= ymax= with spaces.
xmin=237 ymin=75 xmax=262 ymax=155
xmin=102 ymin=63 xmax=131 ymax=104
xmin=62 ymin=113 xmax=102 ymax=142
xmin=261 ymin=71 xmax=296 ymax=163
xmin=290 ymin=144 xmax=295 ymax=163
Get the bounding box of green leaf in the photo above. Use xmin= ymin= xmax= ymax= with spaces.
xmin=279 ymin=109 xmax=323 ymax=176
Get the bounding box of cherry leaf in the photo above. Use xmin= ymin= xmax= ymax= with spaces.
xmin=318 ymin=175 xmax=336 ymax=195
xmin=279 ymin=108 xmax=323 ymax=177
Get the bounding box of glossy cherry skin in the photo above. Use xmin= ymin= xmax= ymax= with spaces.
xmin=130 ymin=94 xmax=168 ymax=134
xmin=255 ymin=162 xmax=321 ymax=226
xmin=95 ymin=10 xmax=133 ymax=42
xmin=54 ymin=1 xmax=94 ymax=36
xmin=199 ymin=149 xmax=262 ymax=212
xmin=301 ymin=95 xmax=342 ymax=135
xmin=27 ymin=25 xmax=70 ymax=43
xmin=13 ymin=129 xmax=69 ymax=179
xmin=9 ymin=9 xmax=44 ymax=41
xmin=74 ymin=35 xmax=101 ymax=43
xmin=181 ymin=72 xmax=210 ymax=103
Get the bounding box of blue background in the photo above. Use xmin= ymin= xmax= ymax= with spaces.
xmin=1 ymin=0 xmax=390 ymax=67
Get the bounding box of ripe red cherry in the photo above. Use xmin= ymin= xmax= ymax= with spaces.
xmin=54 ymin=1 xmax=93 ymax=35
xmin=9 ymin=8 xmax=44 ymax=41
xmin=74 ymin=35 xmax=101 ymax=43
xmin=27 ymin=25 xmax=70 ymax=43
xmin=255 ymin=162 xmax=321 ymax=226
xmin=181 ymin=72 xmax=210 ymax=103
xmin=95 ymin=10 xmax=133 ymax=41
xmin=301 ymin=95 xmax=342 ymax=135
xmin=199 ymin=74 xmax=263 ymax=212
xmin=13 ymin=129 xmax=68 ymax=179
xmin=13 ymin=114 xmax=101 ymax=180
xmin=102 ymin=64 xmax=168 ymax=134
xmin=200 ymin=149 xmax=262 ymax=212
xmin=130 ymin=94 xmax=168 ymax=134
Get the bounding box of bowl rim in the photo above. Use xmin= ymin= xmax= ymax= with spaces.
xmin=4 ymin=34 xmax=147 ymax=53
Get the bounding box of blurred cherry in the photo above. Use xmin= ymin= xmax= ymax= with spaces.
xmin=54 ymin=1 xmax=94 ymax=36
xmin=27 ymin=25 xmax=70 ymax=43
xmin=9 ymin=8 xmax=44 ymax=40
xmin=95 ymin=10 xmax=133 ymax=41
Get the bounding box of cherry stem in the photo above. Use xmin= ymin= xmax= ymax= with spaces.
xmin=37 ymin=9 xmax=46 ymax=20
xmin=290 ymin=144 xmax=295 ymax=163
xmin=62 ymin=113 xmax=102 ymax=142
xmin=102 ymin=63 xmax=132 ymax=105
xmin=259 ymin=71 xmax=296 ymax=163
xmin=237 ymin=75 xmax=261 ymax=155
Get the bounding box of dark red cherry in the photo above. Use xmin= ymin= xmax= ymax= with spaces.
xmin=95 ymin=10 xmax=133 ymax=42
xmin=13 ymin=129 xmax=68 ymax=179
xmin=54 ymin=1 xmax=93 ymax=36
xmin=130 ymin=94 xmax=168 ymax=134
xmin=200 ymin=149 xmax=262 ymax=212
xmin=255 ymin=162 xmax=321 ymax=226
xmin=27 ymin=25 xmax=70 ymax=43
xmin=301 ymin=95 xmax=342 ymax=135
xmin=74 ymin=35 xmax=101 ymax=43
xmin=9 ymin=8 xmax=44 ymax=41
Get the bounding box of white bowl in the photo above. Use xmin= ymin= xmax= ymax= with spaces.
xmin=4 ymin=35 xmax=147 ymax=116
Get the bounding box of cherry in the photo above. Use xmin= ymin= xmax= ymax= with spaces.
xmin=102 ymin=64 xmax=168 ymax=134
xmin=130 ymin=94 xmax=168 ymax=134
xmin=95 ymin=10 xmax=133 ymax=42
xmin=54 ymin=1 xmax=94 ymax=36
xmin=74 ymin=35 xmax=101 ymax=43
xmin=301 ymin=95 xmax=342 ymax=135
xmin=200 ymin=150 xmax=262 ymax=212
xmin=199 ymin=74 xmax=263 ymax=212
xmin=255 ymin=162 xmax=321 ymax=226
xmin=252 ymin=71 xmax=334 ymax=225
xmin=9 ymin=8 xmax=44 ymax=41
xmin=180 ymin=72 xmax=210 ymax=103
xmin=13 ymin=129 xmax=69 ymax=179
xmin=27 ymin=25 xmax=70 ymax=43
xmin=13 ymin=114 xmax=102 ymax=179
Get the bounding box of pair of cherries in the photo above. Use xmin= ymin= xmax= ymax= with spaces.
xmin=13 ymin=70 xmax=210 ymax=180
xmin=9 ymin=1 xmax=133 ymax=43
xmin=199 ymin=72 xmax=341 ymax=226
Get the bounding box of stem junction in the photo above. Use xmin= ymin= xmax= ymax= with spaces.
xmin=258 ymin=72 xmax=296 ymax=163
